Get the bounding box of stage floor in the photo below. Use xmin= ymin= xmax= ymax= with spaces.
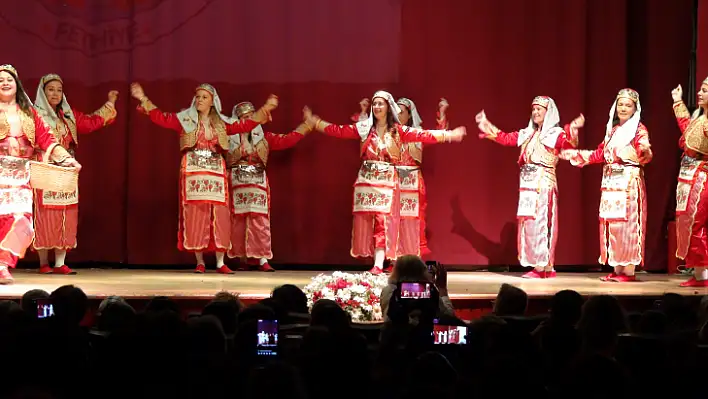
xmin=0 ymin=269 xmax=705 ymax=301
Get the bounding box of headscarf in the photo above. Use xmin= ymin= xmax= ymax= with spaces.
xmin=517 ymin=96 xmax=563 ymax=148
xmin=603 ymin=88 xmax=641 ymax=153
xmin=396 ymin=97 xmax=422 ymax=128
xmin=355 ymin=90 xmax=401 ymax=140
xmin=34 ymin=73 xmax=73 ymax=130
xmin=176 ymin=83 xmax=235 ymax=133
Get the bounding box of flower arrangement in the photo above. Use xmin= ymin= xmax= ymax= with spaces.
xmin=303 ymin=271 xmax=389 ymax=323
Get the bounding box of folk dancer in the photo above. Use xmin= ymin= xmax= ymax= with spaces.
xmin=476 ymin=96 xmax=583 ymax=278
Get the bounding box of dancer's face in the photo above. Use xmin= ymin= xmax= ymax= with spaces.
xmin=698 ymin=84 xmax=708 ymax=107
xmin=194 ymin=89 xmax=213 ymax=113
xmin=372 ymin=97 xmax=388 ymax=122
xmin=398 ymin=104 xmax=410 ymax=125
xmin=0 ymin=71 xmax=17 ymax=102
xmin=44 ymin=80 xmax=63 ymax=108
xmin=616 ymin=97 xmax=636 ymax=124
xmin=531 ymin=104 xmax=546 ymax=126
xmin=240 ymin=111 xmax=254 ymax=120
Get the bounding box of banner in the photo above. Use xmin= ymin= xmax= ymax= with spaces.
xmin=0 ymin=0 xmax=402 ymax=84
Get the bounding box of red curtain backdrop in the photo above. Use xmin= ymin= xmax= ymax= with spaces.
xmin=699 ymin=0 xmax=708 ymax=86
xmin=0 ymin=0 xmax=694 ymax=269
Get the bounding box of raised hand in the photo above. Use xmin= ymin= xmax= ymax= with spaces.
xmin=265 ymin=94 xmax=279 ymax=110
xmin=130 ymin=83 xmax=145 ymax=101
xmin=447 ymin=126 xmax=466 ymax=142
xmin=107 ymin=90 xmax=119 ymax=104
xmin=439 ymin=98 xmax=449 ymax=114
xmin=672 ymin=85 xmax=683 ymax=102
xmin=570 ymin=113 xmax=585 ymax=129
xmin=359 ymin=98 xmax=370 ymax=113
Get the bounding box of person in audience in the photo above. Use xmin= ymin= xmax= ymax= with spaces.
xmin=492 ymin=283 xmax=528 ymax=316
xmin=130 ymin=82 xmax=277 ymax=274
xmin=562 ymin=89 xmax=651 ymax=282
xmin=672 ymin=79 xmax=708 ymax=287
xmin=304 ymin=92 xmax=466 ymax=274
xmin=476 ymin=97 xmax=584 ymax=278
xmin=226 ymin=102 xmax=311 ymax=272
xmin=32 ymin=73 xmax=118 ymax=275
xmin=0 ymin=65 xmax=80 ymax=285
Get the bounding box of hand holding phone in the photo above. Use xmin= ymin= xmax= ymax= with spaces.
xmin=256 ymin=319 xmax=279 ymax=357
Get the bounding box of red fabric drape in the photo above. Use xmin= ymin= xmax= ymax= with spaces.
xmin=699 ymin=0 xmax=708 ymax=84
xmin=0 ymin=0 xmax=694 ymax=269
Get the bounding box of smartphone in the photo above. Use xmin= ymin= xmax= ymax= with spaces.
xmin=425 ymin=260 xmax=438 ymax=275
xmin=399 ymin=282 xmax=432 ymax=299
xmin=35 ymin=298 xmax=54 ymax=319
xmin=432 ymin=319 xmax=468 ymax=345
xmin=256 ymin=319 xmax=279 ymax=357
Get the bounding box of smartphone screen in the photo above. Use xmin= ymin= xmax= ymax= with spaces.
xmin=400 ymin=282 xmax=432 ymax=299
xmin=36 ymin=298 xmax=54 ymax=319
xmin=256 ymin=319 xmax=278 ymax=357
xmin=432 ymin=321 xmax=468 ymax=345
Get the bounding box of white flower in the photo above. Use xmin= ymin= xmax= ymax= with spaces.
xmin=302 ymin=271 xmax=388 ymax=322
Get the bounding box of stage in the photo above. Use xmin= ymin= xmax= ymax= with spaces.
xmin=1 ymin=269 xmax=706 ymax=320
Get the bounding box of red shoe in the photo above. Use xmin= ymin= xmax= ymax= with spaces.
xmin=39 ymin=264 xmax=52 ymax=274
xmin=545 ymin=271 xmax=557 ymax=278
xmin=679 ymin=277 xmax=708 ymax=287
xmin=259 ymin=262 xmax=275 ymax=272
xmin=217 ymin=265 xmax=234 ymax=274
xmin=383 ymin=262 xmax=395 ymax=273
xmin=0 ymin=268 xmax=13 ymax=285
xmin=368 ymin=266 xmax=383 ymax=275
xmin=609 ymin=274 xmax=637 ymax=282
xmin=600 ymin=272 xmax=618 ymax=282
xmin=53 ymin=265 xmax=76 ymax=275
xmin=194 ymin=264 xmax=206 ymax=273
xmin=522 ymin=269 xmax=545 ymax=279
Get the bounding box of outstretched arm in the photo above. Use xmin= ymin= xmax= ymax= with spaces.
xmin=398 ymin=125 xmax=466 ymax=144
xmin=305 ymin=107 xmax=361 ymax=140
xmin=136 ymin=98 xmax=183 ymax=132
xmin=475 ymin=110 xmax=519 ymax=147
xmin=265 ymin=123 xmax=311 ymax=151
xmin=226 ymin=95 xmax=280 ymax=135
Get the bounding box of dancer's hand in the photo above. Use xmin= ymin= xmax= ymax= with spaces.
xmin=359 ymin=98 xmax=370 ymax=113
xmin=570 ymin=113 xmax=585 ymax=129
xmin=672 ymin=85 xmax=683 ymax=102
xmin=448 ymin=126 xmax=466 ymax=142
xmin=265 ymin=94 xmax=279 ymax=110
xmin=62 ymin=157 xmax=82 ymax=172
xmin=107 ymin=90 xmax=119 ymax=104
xmin=439 ymin=98 xmax=449 ymax=114
xmin=130 ymin=83 xmax=145 ymax=101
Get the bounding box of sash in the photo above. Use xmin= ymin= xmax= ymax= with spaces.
xmin=183 ymin=150 xmax=227 ymax=204
xmin=676 ymin=156 xmax=704 ymax=214
xmin=231 ymin=164 xmax=268 ymax=215
xmin=517 ymin=164 xmax=543 ymax=218
xmin=0 ymin=156 xmax=33 ymax=216
xmin=353 ymin=161 xmax=395 ymax=214
xmin=599 ymin=164 xmax=633 ymax=221
xmin=397 ymin=166 xmax=420 ymax=218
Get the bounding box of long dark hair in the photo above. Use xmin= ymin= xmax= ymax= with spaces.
xmin=3 ymin=69 xmax=33 ymax=117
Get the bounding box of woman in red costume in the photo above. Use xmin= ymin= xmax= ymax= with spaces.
xmin=476 ymin=96 xmax=583 ymax=279
xmin=561 ymin=89 xmax=652 ymax=282
xmin=351 ymin=97 xmax=449 ymax=269
xmin=32 ymin=73 xmax=118 ymax=275
xmin=672 ymin=79 xmax=708 ymax=287
xmin=130 ymin=82 xmax=277 ymax=274
xmin=305 ymin=90 xmax=466 ymax=274
xmin=226 ymin=101 xmax=311 ymax=272
xmin=395 ymin=97 xmax=448 ymax=263
xmin=0 ymin=65 xmax=81 ymax=285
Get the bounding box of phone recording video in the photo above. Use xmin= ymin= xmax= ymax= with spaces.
xmin=35 ymin=298 xmax=54 ymax=319
xmin=256 ymin=319 xmax=279 ymax=357
xmin=426 ymin=260 xmax=438 ymax=276
xmin=400 ymin=282 xmax=432 ymax=299
xmin=432 ymin=320 xmax=468 ymax=345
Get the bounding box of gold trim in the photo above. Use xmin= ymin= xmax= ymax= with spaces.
xmin=673 ymin=101 xmax=691 ymax=119
xmin=139 ymin=97 xmax=157 ymax=113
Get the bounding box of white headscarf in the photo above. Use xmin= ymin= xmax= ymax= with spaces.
xmin=229 ymin=102 xmax=265 ymax=152
xmin=517 ymin=96 xmax=563 ymax=147
xmin=396 ymin=97 xmax=422 ymax=128
xmin=34 ymin=73 xmax=73 ymax=130
xmin=604 ymin=88 xmax=641 ymax=153
xmin=355 ymin=90 xmax=401 ymax=140
xmin=0 ymin=64 xmax=34 ymax=108
xmin=176 ymin=83 xmax=236 ymax=133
